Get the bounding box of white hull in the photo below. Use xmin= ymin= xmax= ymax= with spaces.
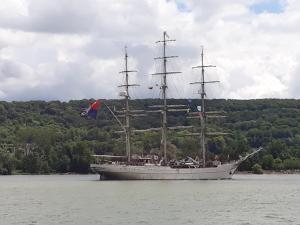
xmin=91 ymin=148 xmax=262 ymax=180
xmin=91 ymin=162 xmax=239 ymax=180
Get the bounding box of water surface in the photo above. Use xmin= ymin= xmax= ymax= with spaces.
xmin=0 ymin=174 xmax=299 ymax=225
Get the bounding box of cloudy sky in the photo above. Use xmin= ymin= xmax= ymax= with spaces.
xmin=0 ymin=0 xmax=299 ymax=101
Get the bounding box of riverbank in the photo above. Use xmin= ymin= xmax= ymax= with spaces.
xmin=237 ymin=169 xmax=300 ymax=175
xmin=2 ymin=170 xmax=300 ymax=176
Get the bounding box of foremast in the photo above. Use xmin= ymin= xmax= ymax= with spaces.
xmin=118 ymin=46 xmax=139 ymax=163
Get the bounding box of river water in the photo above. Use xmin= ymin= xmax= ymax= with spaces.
xmin=0 ymin=174 xmax=299 ymax=225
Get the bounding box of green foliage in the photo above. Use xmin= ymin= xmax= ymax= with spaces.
xmin=65 ymin=141 xmax=92 ymax=173
xmin=22 ymin=153 xmax=42 ymax=174
xmin=0 ymin=99 xmax=300 ymax=174
xmin=252 ymin=163 xmax=263 ymax=174
xmin=208 ymin=136 xmax=225 ymax=155
xmin=273 ymin=158 xmax=284 ymax=171
xmin=283 ymin=158 xmax=300 ymax=170
xmin=0 ymin=149 xmax=17 ymax=175
xmin=262 ymin=154 xmax=274 ymax=170
xmin=267 ymin=140 xmax=289 ymax=160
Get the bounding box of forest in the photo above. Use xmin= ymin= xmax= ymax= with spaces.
xmin=0 ymin=98 xmax=300 ymax=174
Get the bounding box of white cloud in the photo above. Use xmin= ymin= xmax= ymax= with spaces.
xmin=0 ymin=0 xmax=299 ymax=101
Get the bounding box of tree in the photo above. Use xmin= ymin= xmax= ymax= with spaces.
xmin=262 ymin=154 xmax=274 ymax=170
xmin=283 ymin=158 xmax=300 ymax=170
xmin=0 ymin=150 xmax=17 ymax=175
xmin=252 ymin=163 xmax=263 ymax=174
xmin=208 ymin=136 xmax=225 ymax=155
xmin=273 ymin=158 xmax=284 ymax=171
xmin=267 ymin=140 xmax=289 ymax=160
xmin=66 ymin=141 xmax=92 ymax=173
xmin=22 ymin=153 xmax=42 ymax=174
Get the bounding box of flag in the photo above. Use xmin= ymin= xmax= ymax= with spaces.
xmin=81 ymin=100 xmax=101 ymax=119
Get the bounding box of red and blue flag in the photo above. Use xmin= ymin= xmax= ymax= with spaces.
xmin=81 ymin=100 xmax=101 ymax=119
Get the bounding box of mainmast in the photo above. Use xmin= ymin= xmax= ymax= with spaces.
xmin=190 ymin=47 xmax=218 ymax=167
xmin=152 ymin=31 xmax=181 ymax=162
xmin=118 ymin=46 xmax=139 ymax=163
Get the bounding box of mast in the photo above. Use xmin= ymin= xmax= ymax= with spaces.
xmin=118 ymin=46 xmax=139 ymax=163
xmin=152 ymin=31 xmax=181 ymax=162
xmin=124 ymin=47 xmax=131 ymax=163
xmin=162 ymin=32 xmax=168 ymax=161
xmin=191 ymin=47 xmax=218 ymax=167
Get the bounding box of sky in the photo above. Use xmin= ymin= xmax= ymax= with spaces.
xmin=0 ymin=0 xmax=299 ymax=101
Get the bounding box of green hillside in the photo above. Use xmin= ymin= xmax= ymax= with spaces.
xmin=1 ymin=99 xmax=300 ymax=174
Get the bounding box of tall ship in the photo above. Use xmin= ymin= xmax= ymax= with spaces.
xmin=91 ymin=32 xmax=262 ymax=180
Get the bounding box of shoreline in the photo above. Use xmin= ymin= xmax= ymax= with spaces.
xmin=1 ymin=170 xmax=299 ymax=176
xmin=236 ymin=169 xmax=300 ymax=175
